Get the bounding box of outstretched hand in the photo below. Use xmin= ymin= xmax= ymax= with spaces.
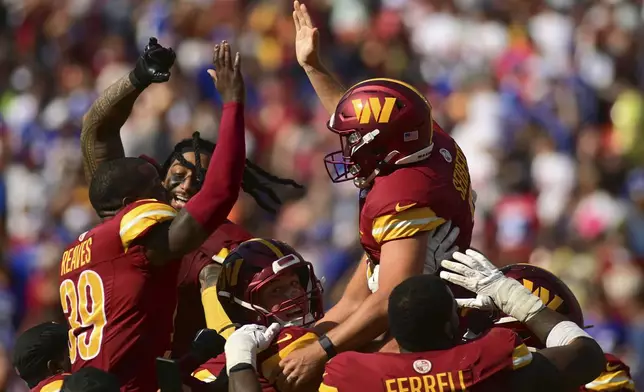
xmin=440 ymin=250 xmax=545 ymax=322
xmin=293 ymin=1 xmax=320 ymax=69
xmin=207 ymin=41 xmax=244 ymax=104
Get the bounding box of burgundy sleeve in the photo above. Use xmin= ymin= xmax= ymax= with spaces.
xmin=184 ymin=103 xmax=245 ymax=231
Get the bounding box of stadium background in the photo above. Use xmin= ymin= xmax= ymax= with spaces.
xmin=0 ymin=0 xmax=643 ymax=389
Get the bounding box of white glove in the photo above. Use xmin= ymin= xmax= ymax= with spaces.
xmin=225 ymin=323 xmax=281 ymax=373
xmin=424 ymin=221 xmax=460 ymax=274
xmin=439 ymin=249 xmax=544 ymax=323
xmin=456 ymin=294 xmax=497 ymax=311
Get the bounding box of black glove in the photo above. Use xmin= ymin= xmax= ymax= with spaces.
xmin=129 ymin=37 xmax=176 ymax=90
xmin=191 ymin=328 xmax=226 ymax=363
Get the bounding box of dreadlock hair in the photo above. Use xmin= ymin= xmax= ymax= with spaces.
xmin=89 ymin=157 xmax=157 ymax=218
xmin=162 ymin=132 xmax=304 ymax=213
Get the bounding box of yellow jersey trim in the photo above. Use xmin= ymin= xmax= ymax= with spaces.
xmin=372 ymin=207 xmax=445 ymax=243
xmin=119 ymin=201 xmax=176 ymax=250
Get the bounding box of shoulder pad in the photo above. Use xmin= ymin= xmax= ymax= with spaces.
xmin=119 ymin=199 xmax=176 ymax=250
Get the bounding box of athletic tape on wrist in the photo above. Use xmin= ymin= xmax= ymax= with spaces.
xmin=546 ymin=321 xmax=593 ymax=348
xmin=495 ymin=279 xmax=545 ymax=323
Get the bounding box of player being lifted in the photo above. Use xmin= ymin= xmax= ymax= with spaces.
xmin=79 ymin=37 xmax=303 ymax=359
xmin=281 ymin=1 xmax=473 ymax=386
xmin=59 ymin=42 xmax=245 ymax=392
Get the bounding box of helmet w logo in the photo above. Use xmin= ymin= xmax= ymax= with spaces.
xmin=522 ymin=279 xmax=564 ymax=311
xmin=351 ymin=97 xmax=396 ymax=124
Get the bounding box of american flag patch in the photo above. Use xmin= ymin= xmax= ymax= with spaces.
xmin=404 ymin=131 xmax=418 ymax=142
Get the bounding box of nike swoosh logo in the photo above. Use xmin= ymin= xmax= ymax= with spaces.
xmin=277 ymin=333 xmax=293 ymax=344
xmin=395 ymin=203 xmax=417 ymax=212
xmin=606 ymin=363 xmax=622 ymax=372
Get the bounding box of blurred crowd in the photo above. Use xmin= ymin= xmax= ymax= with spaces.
xmin=1 ymin=0 xmax=644 ymax=389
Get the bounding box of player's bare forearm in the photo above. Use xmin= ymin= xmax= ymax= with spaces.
xmin=303 ymin=62 xmax=345 ymax=115
xmin=523 ymin=307 xmax=605 ymax=390
xmin=229 ymin=368 xmax=263 ymax=392
xmin=81 ymin=73 xmax=142 ymax=182
xmin=199 ymin=263 xmax=222 ymax=292
xmin=325 ymin=289 xmax=389 ymax=352
xmin=324 ymin=237 xmax=428 ymax=351
xmin=314 ymin=257 xmax=370 ymax=335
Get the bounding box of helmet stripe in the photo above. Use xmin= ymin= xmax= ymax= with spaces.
xmin=349 ymin=78 xmax=431 ymax=109
xmin=245 ymin=238 xmax=285 ymax=258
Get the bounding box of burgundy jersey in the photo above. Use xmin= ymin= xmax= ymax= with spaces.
xmin=59 ymin=199 xmax=179 ymax=392
xmin=190 ymin=326 xmax=318 ymax=391
xmin=581 ymin=353 xmax=635 ymax=391
xmin=31 ymin=373 xmax=68 ymax=392
xmin=171 ymin=221 xmax=251 ymax=358
xmin=320 ymin=328 xmax=532 ymax=392
xmin=359 ymin=126 xmax=474 ymax=270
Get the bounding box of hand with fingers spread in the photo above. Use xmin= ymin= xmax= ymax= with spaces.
xmin=225 ymin=323 xmax=281 ymax=374
xmin=207 ymin=41 xmax=244 ymax=104
xmin=129 ymin=37 xmax=176 ymax=90
xmin=292 ymin=1 xmax=321 ymax=69
xmin=424 ymin=221 xmax=460 ymax=274
xmin=440 ymin=250 xmax=545 ymax=323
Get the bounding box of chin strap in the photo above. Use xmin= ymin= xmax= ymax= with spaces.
xmin=353 ymin=144 xmax=434 ymax=189
xmin=218 ymin=290 xmax=316 ymax=327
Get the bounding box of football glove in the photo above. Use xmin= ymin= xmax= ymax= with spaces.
xmin=424 ymin=220 xmax=460 ymax=274
xmin=224 ymin=323 xmax=281 ymax=374
xmin=454 ymin=294 xmax=497 ymax=312
xmin=440 ymin=249 xmax=545 ymax=323
xmin=129 ymin=37 xmax=176 ymax=89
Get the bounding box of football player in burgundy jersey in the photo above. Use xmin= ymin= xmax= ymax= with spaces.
xmin=160 ymin=134 xmax=303 ymax=357
xmin=13 ymin=322 xmax=70 ymax=392
xmin=458 ymin=264 xmax=635 ymax=392
xmin=185 ymin=239 xmax=324 ymax=392
xmin=282 ymin=2 xmax=472 ymax=386
xmin=60 ymin=42 xmax=246 ymax=392
xmin=314 ymin=256 xmax=604 ymax=392
xmin=79 ymin=38 xmax=302 ymax=360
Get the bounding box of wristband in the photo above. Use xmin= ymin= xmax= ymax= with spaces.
xmin=229 ymin=363 xmax=255 ymax=373
xmin=545 ymin=321 xmax=593 ymax=348
xmin=318 ymin=335 xmax=337 ymax=359
xmin=128 ymin=71 xmax=147 ymax=90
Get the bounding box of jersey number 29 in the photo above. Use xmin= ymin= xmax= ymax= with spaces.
xmin=59 ymin=270 xmax=107 ymax=364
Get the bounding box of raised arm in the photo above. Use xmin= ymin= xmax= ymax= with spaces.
xmin=81 ymin=38 xmax=175 ymax=183
xmin=293 ymin=1 xmax=345 ymax=115
xmin=140 ymin=42 xmax=246 ymax=266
